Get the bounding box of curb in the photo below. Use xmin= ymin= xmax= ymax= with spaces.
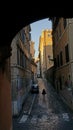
xmin=28 ymin=94 xmax=36 ymax=115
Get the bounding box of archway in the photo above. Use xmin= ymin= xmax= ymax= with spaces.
xmin=0 ymin=15 xmax=72 ymax=130
xmin=0 ymin=16 xmax=51 ymax=130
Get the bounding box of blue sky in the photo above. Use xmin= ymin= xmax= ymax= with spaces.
xmin=30 ymin=18 xmax=52 ymax=58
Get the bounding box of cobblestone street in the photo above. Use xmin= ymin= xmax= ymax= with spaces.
xmin=13 ymin=78 xmax=73 ymax=130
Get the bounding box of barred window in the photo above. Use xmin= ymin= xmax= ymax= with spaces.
xmin=60 ymin=51 xmax=63 ymax=66
xmin=65 ymin=44 xmax=69 ymax=62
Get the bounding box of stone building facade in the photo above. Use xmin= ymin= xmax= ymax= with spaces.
xmin=39 ymin=29 xmax=53 ymax=78
xmin=10 ymin=25 xmax=37 ymax=116
xmin=51 ymin=18 xmax=73 ymax=91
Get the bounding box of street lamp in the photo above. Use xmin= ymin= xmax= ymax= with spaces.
xmin=48 ymin=55 xmax=54 ymax=62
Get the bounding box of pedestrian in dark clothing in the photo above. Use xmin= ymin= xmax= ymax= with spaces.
xmin=42 ymin=89 xmax=46 ymax=101
xmin=42 ymin=89 xmax=46 ymax=95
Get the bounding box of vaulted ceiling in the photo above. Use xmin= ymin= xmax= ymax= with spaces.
xmin=1 ymin=15 xmax=51 ymax=45
xmin=1 ymin=8 xmax=72 ymax=46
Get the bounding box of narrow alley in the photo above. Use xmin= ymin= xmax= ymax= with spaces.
xmin=13 ymin=78 xmax=73 ymax=130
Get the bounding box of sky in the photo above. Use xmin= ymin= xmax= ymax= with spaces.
xmin=30 ymin=18 xmax=52 ymax=58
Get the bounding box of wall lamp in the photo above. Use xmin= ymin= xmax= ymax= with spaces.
xmin=48 ymin=55 xmax=54 ymax=61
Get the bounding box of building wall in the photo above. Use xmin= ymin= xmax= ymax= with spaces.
xmin=39 ymin=29 xmax=53 ymax=77
xmin=52 ymin=18 xmax=73 ymax=91
xmin=11 ymin=26 xmax=32 ymax=116
xmin=45 ymin=66 xmax=54 ymax=85
xmin=30 ymin=41 xmax=35 ymax=58
xmin=35 ymin=58 xmax=40 ymax=77
xmin=39 ymin=36 xmax=44 ymax=77
xmin=68 ymin=19 xmax=73 ymax=84
xmin=31 ymin=61 xmax=37 ymax=81
xmin=11 ymin=25 xmax=37 ymax=116
xmin=43 ymin=45 xmax=53 ymax=71
xmin=0 ymin=60 xmax=12 ymax=130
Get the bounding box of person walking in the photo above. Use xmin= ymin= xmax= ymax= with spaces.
xmin=42 ymin=88 xmax=46 ymax=101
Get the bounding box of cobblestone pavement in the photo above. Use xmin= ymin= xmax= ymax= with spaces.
xmin=13 ymin=78 xmax=73 ymax=130
xmin=12 ymin=92 xmax=36 ymax=129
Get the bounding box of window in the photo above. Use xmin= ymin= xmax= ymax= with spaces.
xmin=60 ymin=51 xmax=63 ymax=66
xmin=20 ymin=29 xmax=25 ymax=43
xmin=57 ymin=55 xmax=60 ymax=67
xmin=65 ymin=44 xmax=69 ymax=62
xmin=54 ymin=58 xmax=57 ymax=68
xmin=17 ymin=46 xmax=20 ymax=65
xmin=17 ymin=45 xmax=26 ymax=67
